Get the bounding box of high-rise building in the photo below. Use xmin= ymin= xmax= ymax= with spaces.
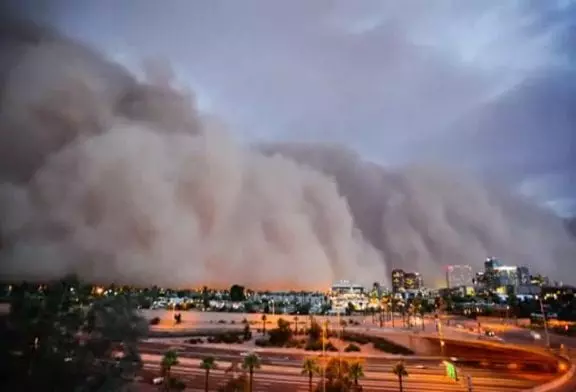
xmin=415 ymin=273 xmax=424 ymax=289
xmin=517 ymin=266 xmax=530 ymax=285
xmin=484 ymin=257 xmax=502 ymax=289
xmin=404 ymin=272 xmax=423 ymax=290
xmin=494 ymin=265 xmax=519 ymax=287
xmin=474 ymin=271 xmax=485 ymax=286
xmin=446 ymin=265 xmax=473 ymax=288
xmin=391 ymin=269 xmax=405 ymax=292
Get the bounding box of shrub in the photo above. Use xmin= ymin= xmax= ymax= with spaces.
xmin=325 ymin=341 xmax=338 ymax=352
xmin=255 ymin=338 xmax=269 ymax=347
xmin=305 ymin=340 xmax=322 ymax=351
xmin=220 ymin=333 xmax=241 ymax=344
xmin=168 ymin=377 xmax=186 ymax=391
xmin=217 ymin=320 xmax=226 ymax=324
xmin=372 ymin=341 xmax=413 ymax=355
xmin=344 ymin=343 xmax=361 ymax=352
xmin=268 ymin=327 xmax=292 ymax=346
xmin=149 ymin=317 xmax=161 ymax=325
xmin=285 ymin=339 xmax=300 ymax=348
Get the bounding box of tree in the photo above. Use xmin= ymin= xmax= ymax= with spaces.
xmin=200 ymin=356 xmax=217 ymax=392
xmin=0 ymin=277 xmax=148 ymax=392
xmin=325 ymin=358 xmax=350 ymax=382
xmin=392 ymin=361 xmax=408 ymax=392
xmin=348 ymin=361 xmax=364 ymax=390
xmin=301 ymin=357 xmax=319 ymax=392
xmin=242 ymin=353 xmax=261 ymax=392
xmin=261 ymin=314 xmax=267 ymax=336
xmin=308 ymin=319 xmax=322 ymax=341
xmin=243 ymin=323 xmax=252 ymax=340
xmin=162 ymin=350 xmax=180 ymax=390
xmin=202 ymin=286 xmax=210 ymax=310
xmin=229 ymin=285 xmax=245 ymax=302
xmin=268 ymin=318 xmax=292 ymax=346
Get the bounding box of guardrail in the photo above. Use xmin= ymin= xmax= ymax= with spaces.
xmin=524 ymin=360 xmax=575 ymax=392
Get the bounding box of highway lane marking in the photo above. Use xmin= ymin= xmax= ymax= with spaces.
xmin=143 ymin=367 xmax=540 ymax=391
xmin=141 ymin=362 xmax=545 ymax=383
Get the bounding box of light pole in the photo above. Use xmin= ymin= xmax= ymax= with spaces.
xmin=322 ymin=320 xmax=327 ymax=392
xmin=536 ymin=295 xmax=550 ymax=348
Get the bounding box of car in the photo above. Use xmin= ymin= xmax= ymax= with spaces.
xmin=152 ymin=377 xmax=164 ymax=385
xmin=414 ymin=364 xmax=426 ymax=369
xmin=530 ymin=331 xmax=542 ymax=340
xmin=484 ymin=330 xmax=495 ymax=337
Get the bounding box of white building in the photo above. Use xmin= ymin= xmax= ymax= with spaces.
xmin=329 ymin=280 xmax=368 ymax=313
xmin=446 ymin=265 xmax=474 ymax=288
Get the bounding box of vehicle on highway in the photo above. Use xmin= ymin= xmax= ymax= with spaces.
xmin=484 ymin=329 xmax=495 ymax=337
xmin=530 ymin=331 xmax=542 ymax=340
xmin=152 ymin=377 xmax=164 ymax=385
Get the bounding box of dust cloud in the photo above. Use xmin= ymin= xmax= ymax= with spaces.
xmin=0 ymin=19 xmax=385 ymax=289
xmin=260 ymin=144 xmax=576 ymax=286
xmin=1 ymin=19 xmax=575 ymax=290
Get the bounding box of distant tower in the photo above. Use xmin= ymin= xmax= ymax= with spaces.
xmin=391 ymin=269 xmax=405 ymax=293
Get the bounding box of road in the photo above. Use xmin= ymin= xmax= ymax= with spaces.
xmin=137 ymin=342 xmax=554 ymax=391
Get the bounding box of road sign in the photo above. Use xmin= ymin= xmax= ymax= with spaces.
xmin=443 ymin=361 xmax=458 ymax=381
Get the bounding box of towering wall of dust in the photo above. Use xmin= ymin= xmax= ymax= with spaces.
xmin=260 ymin=144 xmax=576 ymax=286
xmin=0 ymin=20 xmax=386 ymax=289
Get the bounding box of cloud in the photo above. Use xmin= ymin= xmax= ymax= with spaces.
xmin=29 ymin=0 xmax=574 ymax=213
xmin=1 ymin=2 xmax=575 ymax=288
xmin=0 ymin=18 xmax=386 ymax=289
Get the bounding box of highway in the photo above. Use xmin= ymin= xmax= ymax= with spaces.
xmin=137 ymin=342 xmax=554 ymax=391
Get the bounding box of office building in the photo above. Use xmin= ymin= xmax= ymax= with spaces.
xmin=517 ymin=266 xmax=530 ymax=285
xmin=404 ymin=272 xmax=423 ymax=290
xmin=484 ymin=257 xmax=502 ymax=289
xmin=446 ymin=265 xmax=474 ymax=288
xmin=494 ymin=265 xmax=520 ymax=287
xmin=391 ymin=269 xmax=405 ymax=292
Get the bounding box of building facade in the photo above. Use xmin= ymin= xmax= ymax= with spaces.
xmin=446 ymin=265 xmax=474 ymax=288
xmin=404 ymin=272 xmax=423 ymax=290
xmin=391 ymin=269 xmax=405 ymax=292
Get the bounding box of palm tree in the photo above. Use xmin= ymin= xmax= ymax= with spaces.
xmin=301 ymin=357 xmax=319 ymax=392
xmin=261 ymin=314 xmax=267 ymax=336
xmin=162 ymin=350 xmax=179 ymax=390
xmin=200 ymin=356 xmax=217 ymax=392
xmin=392 ymin=361 xmax=408 ymax=392
xmin=348 ymin=361 xmax=364 ymax=389
xmin=242 ymin=353 xmax=261 ymax=392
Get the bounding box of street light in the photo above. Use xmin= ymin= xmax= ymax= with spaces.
xmin=321 ymin=320 xmax=327 ymax=392
xmin=535 ymin=295 xmax=551 ymax=348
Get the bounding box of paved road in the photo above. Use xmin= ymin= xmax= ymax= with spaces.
xmin=137 ymin=341 xmax=555 ymax=392
xmin=137 ymin=353 xmax=552 ymax=392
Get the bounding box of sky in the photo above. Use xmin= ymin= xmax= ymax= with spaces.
xmin=11 ymin=0 xmax=576 ymax=217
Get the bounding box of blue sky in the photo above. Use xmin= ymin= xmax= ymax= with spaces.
xmin=15 ymin=0 xmax=576 ymax=216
